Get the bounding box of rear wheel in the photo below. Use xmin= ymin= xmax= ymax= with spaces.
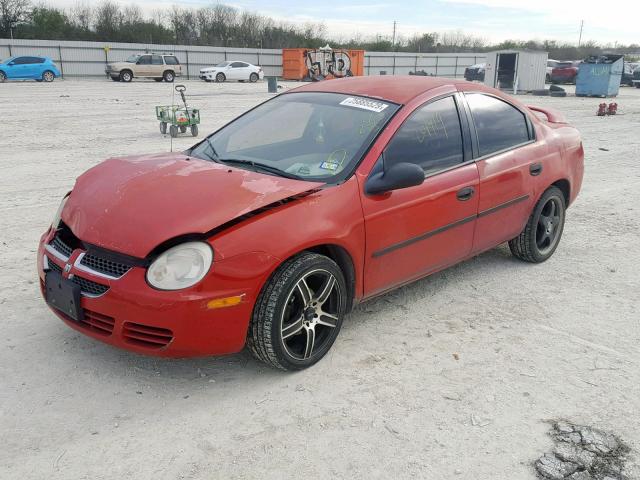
xmin=42 ymin=70 xmax=55 ymax=82
xmin=120 ymin=70 xmax=132 ymax=82
xmin=216 ymin=72 xmax=226 ymax=83
xmin=249 ymin=72 xmax=259 ymax=82
xmin=163 ymin=70 xmax=175 ymax=82
xmin=169 ymin=125 xmax=178 ymax=138
xmin=509 ymin=186 xmax=566 ymax=263
xmin=190 ymin=124 xmax=198 ymax=137
xmin=159 ymin=122 xmax=167 ymax=134
xmin=247 ymin=253 xmax=347 ymax=371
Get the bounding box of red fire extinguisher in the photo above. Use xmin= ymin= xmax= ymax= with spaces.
xmin=607 ymin=103 xmax=618 ymax=115
xmin=597 ymin=103 xmax=607 ymax=116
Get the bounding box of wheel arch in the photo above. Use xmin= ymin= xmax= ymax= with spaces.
xmin=304 ymin=244 xmax=357 ymax=312
xmin=551 ymin=178 xmax=570 ymax=206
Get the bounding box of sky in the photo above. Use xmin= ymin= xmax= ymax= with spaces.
xmin=52 ymin=0 xmax=639 ymax=45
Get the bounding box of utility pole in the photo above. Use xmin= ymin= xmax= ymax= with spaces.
xmin=392 ymin=21 xmax=397 ymax=48
xmin=578 ymin=20 xmax=584 ymax=47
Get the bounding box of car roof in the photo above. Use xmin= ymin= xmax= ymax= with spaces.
xmin=289 ymin=76 xmax=458 ymax=104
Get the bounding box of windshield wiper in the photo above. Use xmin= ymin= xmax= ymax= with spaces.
xmin=217 ymin=158 xmax=301 ymax=180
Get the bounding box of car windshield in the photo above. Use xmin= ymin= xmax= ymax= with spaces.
xmin=126 ymin=54 xmax=141 ymax=63
xmin=216 ymin=62 xmax=230 ymax=67
xmin=190 ymin=92 xmax=399 ymax=181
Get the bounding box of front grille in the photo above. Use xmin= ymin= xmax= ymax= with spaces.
xmin=123 ymin=322 xmax=173 ymax=349
xmin=46 ymin=258 xmax=109 ymax=297
xmin=51 ymin=235 xmax=73 ymax=258
xmin=80 ymin=253 xmax=131 ymax=278
xmin=72 ymin=276 xmax=109 ymax=297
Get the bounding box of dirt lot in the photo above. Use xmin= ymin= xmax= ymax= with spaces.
xmin=1 ymin=78 xmax=639 ymax=479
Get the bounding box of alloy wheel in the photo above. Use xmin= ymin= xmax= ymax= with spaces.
xmin=43 ymin=71 xmax=54 ymax=82
xmin=536 ymin=197 xmax=562 ymax=254
xmin=280 ymin=269 xmax=341 ymax=360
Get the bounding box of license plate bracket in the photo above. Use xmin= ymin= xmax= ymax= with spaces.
xmin=45 ymin=271 xmax=83 ymax=321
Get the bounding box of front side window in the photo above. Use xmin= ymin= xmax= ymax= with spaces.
xmin=384 ymin=96 xmax=464 ymax=175
xmin=466 ymin=94 xmax=530 ymax=157
xmin=137 ymin=55 xmax=151 ymax=65
xmin=12 ymin=57 xmax=30 ymax=65
xmin=126 ymin=54 xmax=140 ymax=63
xmin=190 ymin=92 xmax=399 ymax=181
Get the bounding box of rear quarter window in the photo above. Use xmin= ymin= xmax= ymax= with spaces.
xmin=466 ymin=93 xmax=530 ymax=157
xmin=164 ymin=56 xmax=179 ymax=65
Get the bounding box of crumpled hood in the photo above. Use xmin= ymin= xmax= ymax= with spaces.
xmin=62 ymin=152 xmax=322 ymax=258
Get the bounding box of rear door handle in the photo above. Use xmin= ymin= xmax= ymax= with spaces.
xmin=529 ymin=162 xmax=543 ymax=176
xmin=456 ymin=186 xmax=475 ymax=201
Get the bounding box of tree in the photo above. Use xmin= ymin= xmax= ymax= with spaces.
xmin=0 ymin=0 xmax=31 ymax=38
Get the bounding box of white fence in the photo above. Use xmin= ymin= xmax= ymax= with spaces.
xmin=0 ymin=38 xmax=485 ymax=79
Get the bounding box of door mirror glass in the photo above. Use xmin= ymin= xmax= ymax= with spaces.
xmin=365 ymin=162 xmax=425 ymax=195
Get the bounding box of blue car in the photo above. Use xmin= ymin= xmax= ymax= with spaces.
xmin=0 ymin=56 xmax=61 ymax=83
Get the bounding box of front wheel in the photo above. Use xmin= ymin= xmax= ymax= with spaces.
xmin=216 ymin=72 xmax=226 ymax=83
xmin=42 ymin=70 xmax=55 ymax=82
xmin=247 ymin=253 xmax=347 ymax=371
xmin=120 ymin=70 xmax=132 ymax=82
xmin=190 ymin=124 xmax=198 ymax=137
xmin=159 ymin=122 xmax=167 ymax=134
xmin=169 ymin=125 xmax=178 ymax=138
xmin=0 ymin=71 xmax=6 ymax=83
xmin=509 ymin=186 xmax=566 ymax=263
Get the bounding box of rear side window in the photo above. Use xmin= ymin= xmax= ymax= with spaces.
xmin=164 ymin=56 xmax=179 ymax=65
xmin=151 ymin=55 xmax=163 ymax=65
xmin=466 ymin=94 xmax=530 ymax=156
xmin=231 ymin=62 xmax=246 ymax=68
xmin=384 ymin=96 xmax=464 ymax=175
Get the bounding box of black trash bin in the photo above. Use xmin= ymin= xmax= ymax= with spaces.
xmin=266 ymin=76 xmax=278 ymax=93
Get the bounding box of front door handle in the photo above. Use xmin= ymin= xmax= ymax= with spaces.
xmin=456 ymin=186 xmax=475 ymax=201
xmin=529 ymin=162 xmax=543 ymax=176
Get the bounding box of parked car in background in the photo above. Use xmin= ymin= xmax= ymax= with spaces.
xmin=621 ymin=62 xmax=637 ymax=86
xmin=632 ymin=65 xmax=640 ymax=88
xmin=38 ymin=76 xmax=583 ymax=370
xmin=0 ymin=56 xmax=60 ymax=82
xmin=464 ymin=63 xmax=485 ymax=82
xmin=546 ymin=59 xmax=560 ymax=83
xmin=105 ymin=53 xmax=182 ymax=82
xmin=550 ymin=61 xmax=581 ymax=84
xmin=199 ymin=61 xmax=264 ymax=82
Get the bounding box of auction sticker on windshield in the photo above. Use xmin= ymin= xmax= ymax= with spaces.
xmin=339 ymin=97 xmax=389 ymax=113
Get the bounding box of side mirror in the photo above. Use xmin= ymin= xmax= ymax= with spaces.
xmin=365 ymin=161 xmax=425 ymax=195
xmin=8 ymin=62 xmax=15 ymax=66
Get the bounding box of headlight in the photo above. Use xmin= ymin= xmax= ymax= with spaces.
xmin=51 ymin=194 xmax=69 ymax=229
xmin=146 ymin=242 xmax=213 ymax=290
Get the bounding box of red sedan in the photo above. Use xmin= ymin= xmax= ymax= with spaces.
xmin=38 ymin=76 xmax=584 ymax=370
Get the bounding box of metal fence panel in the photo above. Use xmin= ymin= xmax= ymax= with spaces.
xmin=0 ymin=38 xmax=485 ymax=80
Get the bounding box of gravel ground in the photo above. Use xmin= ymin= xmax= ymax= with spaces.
xmin=0 ymin=79 xmax=639 ymax=479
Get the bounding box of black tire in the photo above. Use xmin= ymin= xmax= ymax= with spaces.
xmin=179 ymin=125 xmax=187 ymax=133
xmin=169 ymin=125 xmax=178 ymax=138
xmin=249 ymin=72 xmax=259 ymax=82
xmin=159 ymin=122 xmax=167 ymax=134
xmin=509 ymin=186 xmax=566 ymax=263
xmin=163 ymin=70 xmax=175 ymax=82
xmin=0 ymin=71 xmax=6 ymax=83
xmin=154 ymin=78 xmax=163 ymax=82
xmin=190 ymin=124 xmax=198 ymax=137
xmin=42 ymin=70 xmax=55 ymax=82
xmin=545 ymin=73 xmax=550 ymax=83
xmin=216 ymin=72 xmax=226 ymax=83
xmin=247 ymin=252 xmax=347 ymax=371
xmin=120 ymin=70 xmax=133 ymax=82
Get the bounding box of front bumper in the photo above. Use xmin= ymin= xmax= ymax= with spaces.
xmin=37 ymin=229 xmax=273 ymax=357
